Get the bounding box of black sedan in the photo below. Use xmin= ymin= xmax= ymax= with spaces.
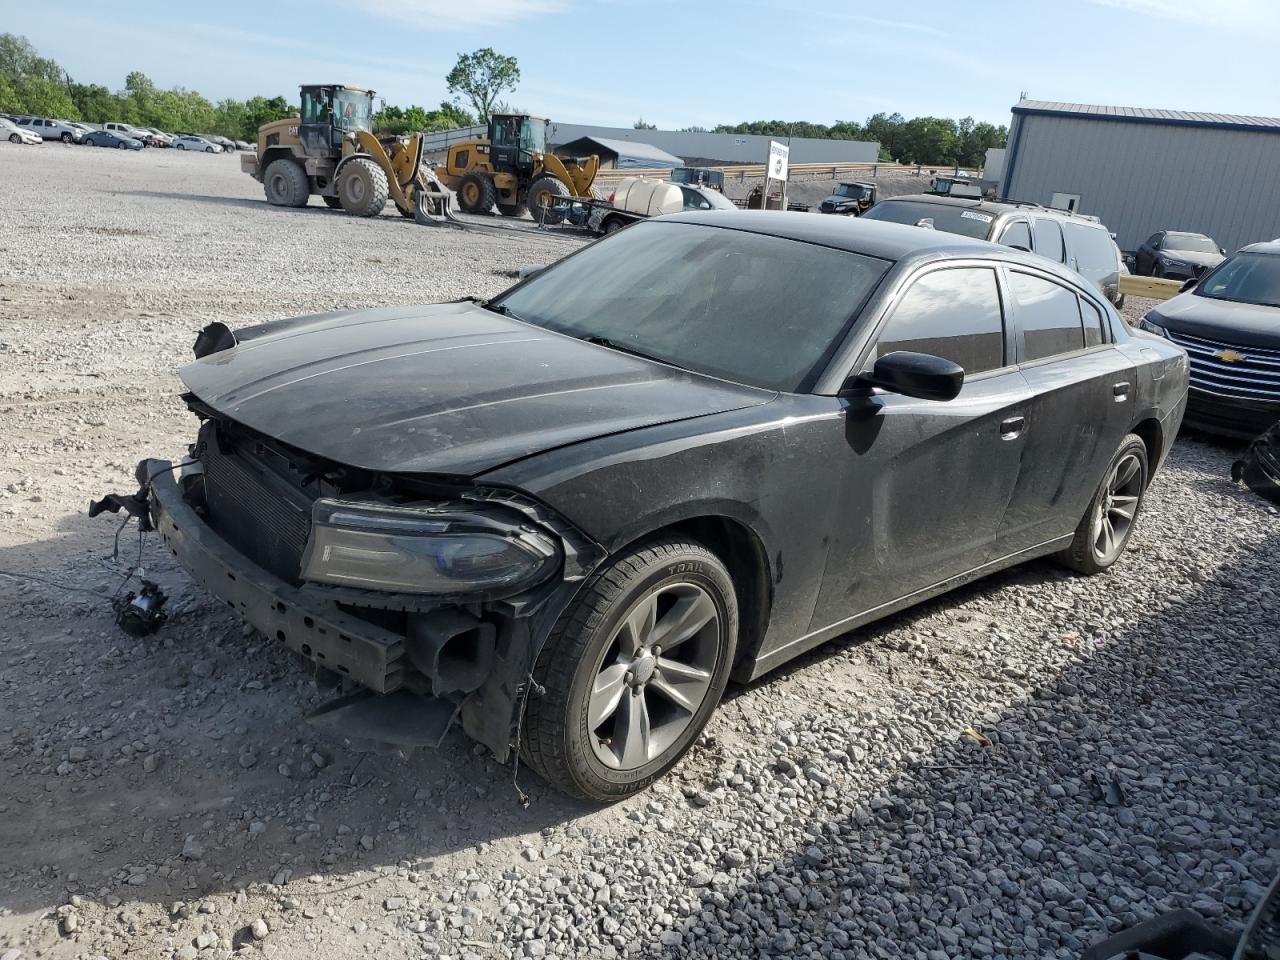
xmin=1134 ymin=230 xmax=1225 ymax=280
xmin=82 ymin=129 xmax=144 ymax=150
xmin=108 ymin=213 xmax=1188 ymax=801
xmin=1140 ymin=240 xmax=1280 ymax=437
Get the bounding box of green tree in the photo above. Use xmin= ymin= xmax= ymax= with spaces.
xmin=445 ymin=48 xmax=518 ymax=123
xmin=68 ymin=82 xmax=116 ymax=122
xmin=633 ymin=117 xmax=657 ymax=130
xmin=14 ymin=76 xmax=79 ymax=119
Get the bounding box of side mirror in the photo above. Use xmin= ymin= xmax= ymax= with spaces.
xmin=518 ymin=264 xmax=547 ymax=280
xmin=1179 ymin=277 xmax=1198 ymax=292
xmin=841 ymin=351 xmax=964 ymax=402
xmin=1219 ymin=246 xmax=1226 ymax=255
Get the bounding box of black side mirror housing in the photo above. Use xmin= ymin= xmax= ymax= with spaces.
xmin=841 ymin=351 xmax=965 ymax=402
xmin=1180 ymin=277 xmax=1198 ymax=293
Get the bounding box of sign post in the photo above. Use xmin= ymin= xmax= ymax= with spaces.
xmin=765 ymin=140 xmax=790 ymax=210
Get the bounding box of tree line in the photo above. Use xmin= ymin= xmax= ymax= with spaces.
xmin=642 ymin=114 xmax=1008 ymax=167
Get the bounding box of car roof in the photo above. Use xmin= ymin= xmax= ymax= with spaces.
xmin=1238 ymin=240 xmax=1280 ymax=255
xmin=651 ymin=210 xmax=1067 ymax=268
xmin=879 ymin=193 xmax=1108 ymax=228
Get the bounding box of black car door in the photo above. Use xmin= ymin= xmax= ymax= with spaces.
xmin=809 ymin=264 xmax=1033 ymax=632
xmin=996 ymin=267 xmax=1136 ymax=556
xmin=1137 ymin=233 xmax=1163 ymax=276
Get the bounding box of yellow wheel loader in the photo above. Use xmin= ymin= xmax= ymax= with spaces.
xmin=437 ymin=114 xmax=598 ymax=224
xmin=241 ymin=84 xmax=452 ymax=220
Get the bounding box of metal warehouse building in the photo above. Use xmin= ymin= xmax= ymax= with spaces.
xmin=1001 ymin=100 xmax=1280 ymax=254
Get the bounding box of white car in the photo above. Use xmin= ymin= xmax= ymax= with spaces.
xmin=172 ymin=134 xmax=220 ymax=153
xmin=14 ymin=117 xmax=82 ymax=143
xmin=1 ymin=117 xmax=42 ymax=145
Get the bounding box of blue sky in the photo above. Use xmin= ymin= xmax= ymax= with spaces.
xmin=5 ymin=0 xmax=1279 ymax=130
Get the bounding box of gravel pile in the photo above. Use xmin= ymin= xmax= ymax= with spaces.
xmin=0 ymin=145 xmax=1277 ymax=960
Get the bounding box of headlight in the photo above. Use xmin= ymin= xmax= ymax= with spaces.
xmin=1138 ymin=315 xmax=1169 ymax=337
xmin=301 ymin=499 xmax=561 ymax=596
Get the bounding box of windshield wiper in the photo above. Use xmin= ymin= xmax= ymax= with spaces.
xmin=484 ymin=302 xmax=525 ymax=322
xmin=579 ymin=335 xmax=687 ymax=370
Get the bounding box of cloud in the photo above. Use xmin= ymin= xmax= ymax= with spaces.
xmin=347 ymin=0 xmax=567 ymax=29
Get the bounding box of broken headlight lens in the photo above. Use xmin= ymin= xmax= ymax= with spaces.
xmin=301 ymin=499 xmax=561 ymax=596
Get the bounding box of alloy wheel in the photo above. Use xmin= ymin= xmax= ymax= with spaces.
xmin=588 ymin=582 xmax=721 ymax=771
xmin=1092 ymin=452 xmax=1142 ymax=563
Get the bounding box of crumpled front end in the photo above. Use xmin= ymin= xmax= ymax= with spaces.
xmin=134 ymin=406 xmax=604 ymax=761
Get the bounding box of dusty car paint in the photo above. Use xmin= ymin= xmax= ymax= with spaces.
xmin=112 ymin=212 xmax=1189 ymax=774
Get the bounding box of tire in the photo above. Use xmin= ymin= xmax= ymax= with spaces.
xmin=1057 ymin=434 xmax=1148 ymax=575
xmin=497 ymin=202 xmax=528 ymax=218
xmin=117 ymin=142 xmax=127 ymax=150
xmin=456 ymin=172 xmax=497 ymax=214
xmin=263 ymin=158 xmax=311 ymax=208
xmin=527 ymin=175 xmax=571 ymax=225
xmin=522 ymin=538 xmax=738 ymax=802
xmin=8 ymin=134 xmax=18 ymax=145
xmin=602 ymin=216 xmax=625 ymax=235
xmin=336 ymin=157 xmax=389 ymax=217
xmin=322 ymin=196 xmax=343 ymax=209
xmin=205 ymin=146 xmax=216 ymax=153
xmin=176 ymin=143 xmax=185 ymax=150
xmin=1153 ymin=264 xmax=1165 ymax=279
xmin=61 ymin=132 xmax=72 ymax=143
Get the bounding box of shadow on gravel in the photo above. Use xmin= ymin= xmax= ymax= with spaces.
xmin=119 ymin=190 xmax=279 ymax=211
xmin=0 ymin=521 xmax=594 ymax=918
xmin=630 ymin=519 xmax=1280 ymax=956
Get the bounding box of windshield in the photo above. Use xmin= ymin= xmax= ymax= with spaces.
xmin=863 ymin=199 xmax=994 ymax=239
xmin=492 ymin=221 xmax=889 ymax=391
xmin=1196 ymin=253 xmax=1280 ymax=308
xmin=331 ymin=91 xmax=372 ymax=132
xmin=1164 ymin=233 xmax=1218 ymax=254
xmin=697 ymin=188 xmax=737 ymax=211
xmin=520 ymin=118 xmax=546 ymax=153
xmin=834 ymin=184 xmax=868 ymax=199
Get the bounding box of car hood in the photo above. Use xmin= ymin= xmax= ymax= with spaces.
xmin=1154 ymin=292 xmax=1280 ymax=350
xmin=821 ymin=195 xmax=857 ymax=205
xmin=1159 ymin=249 xmax=1223 ymax=267
xmin=180 ymin=301 xmax=775 ymax=476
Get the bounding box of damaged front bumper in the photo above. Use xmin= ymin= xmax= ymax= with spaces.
xmin=137 ymin=457 xmax=599 ymax=759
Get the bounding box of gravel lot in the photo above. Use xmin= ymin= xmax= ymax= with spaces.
xmin=1 ymin=143 xmax=1277 ymax=960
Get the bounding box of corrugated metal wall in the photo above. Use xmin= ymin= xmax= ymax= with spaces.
xmin=418 ymin=123 xmax=879 ymax=165
xmin=1004 ymin=114 xmax=1280 ymax=253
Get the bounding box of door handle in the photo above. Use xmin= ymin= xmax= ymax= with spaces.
xmin=1113 ymin=381 xmax=1131 ymax=401
xmin=1000 ymin=415 xmax=1026 ymax=440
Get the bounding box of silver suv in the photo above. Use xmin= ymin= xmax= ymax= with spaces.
xmin=14 ymin=117 xmax=83 ymax=143
xmin=863 ymin=195 xmax=1127 ymax=308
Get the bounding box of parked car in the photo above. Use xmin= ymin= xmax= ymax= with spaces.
xmin=199 ymin=133 xmax=236 ymax=152
xmin=134 ymin=132 xmax=169 ymax=148
xmin=863 ymin=195 xmax=1128 ymax=308
xmin=172 ymin=134 xmax=220 ymax=152
xmin=82 ymin=129 xmax=144 ymax=150
xmin=233 ymin=140 xmax=252 ymax=151
xmin=1134 ymin=230 xmax=1225 ymax=279
xmin=1139 ymin=240 xmax=1280 ymax=437
xmin=140 ymin=127 xmax=174 ymax=146
xmin=0 ymin=117 xmax=42 ymax=145
xmin=818 ymin=181 xmax=876 ymax=216
xmin=590 ymin=179 xmax=735 ymax=234
xmin=14 ymin=116 xmax=83 ymax=143
xmin=105 ymin=213 xmax=1187 ymax=801
xmin=104 ymin=122 xmax=151 ymax=142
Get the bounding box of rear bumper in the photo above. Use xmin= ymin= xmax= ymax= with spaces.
xmin=146 ymin=459 xmax=407 ymax=693
xmin=1183 ymin=388 xmax=1280 ymax=440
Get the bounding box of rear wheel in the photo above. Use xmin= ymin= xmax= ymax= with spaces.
xmin=497 ymin=202 xmax=528 ymax=218
xmin=522 ymin=538 xmax=738 ymax=801
xmin=8 ymin=134 xmax=18 ymax=145
xmin=176 ymin=143 xmax=185 ymax=150
xmin=456 ymin=172 xmax=497 ymax=214
xmin=527 ymin=176 xmax=571 ymax=225
xmin=117 ymin=142 xmax=127 ymax=150
xmin=337 ymin=158 xmax=389 ymax=217
xmin=264 ymin=158 xmax=311 ymax=208
xmin=602 ymin=216 xmax=625 ymax=235
xmin=61 ymin=132 xmax=73 ymax=143
xmin=1058 ymin=434 xmax=1148 ymax=574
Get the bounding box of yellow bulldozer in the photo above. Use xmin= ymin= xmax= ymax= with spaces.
xmin=435 ymin=114 xmax=598 ymax=224
xmin=241 ymin=84 xmax=451 ymax=219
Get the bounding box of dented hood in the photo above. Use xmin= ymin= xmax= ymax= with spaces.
xmin=180 ymin=302 xmax=773 ymax=476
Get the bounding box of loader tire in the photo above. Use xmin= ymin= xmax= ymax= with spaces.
xmin=337 ymin=158 xmax=389 ymax=217
xmin=497 ymin=203 xmax=528 ymax=218
xmin=527 ymin=176 xmax=571 ymax=225
xmin=457 ymin=172 xmax=497 ymax=214
xmin=264 ymin=158 xmax=310 ymax=208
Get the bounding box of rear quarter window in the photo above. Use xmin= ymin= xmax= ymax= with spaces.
xmin=1063 ymin=222 xmax=1119 ymax=285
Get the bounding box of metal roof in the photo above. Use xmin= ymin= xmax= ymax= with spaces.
xmin=1012 ymin=100 xmax=1280 ymax=132
xmin=555 ymin=136 xmax=683 ymax=167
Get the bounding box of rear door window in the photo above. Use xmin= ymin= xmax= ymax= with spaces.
xmin=1032 ymin=219 xmax=1066 ymax=263
xmin=1009 ymin=271 xmax=1085 ymax=361
xmin=999 ymin=220 xmax=1032 ymax=251
xmin=1080 ymin=298 xmax=1107 ymax=347
xmin=871 ymin=267 xmax=1006 ymax=375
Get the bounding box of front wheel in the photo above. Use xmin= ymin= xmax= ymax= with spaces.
xmin=522 ymin=538 xmax=738 ymax=801
xmin=176 ymin=143 xmax=185 ymax=150
xmin=205 ymin=146 xmax=215 ymax=153
xmin=1058 ymin=434 xmax=1148 ymax=574
xmin=117 ymin=142 xmax=127 ymax=150
xmin=8 ymin=134 xmax=18 ymax=145
xmin=61 ymin=132 xmax=73 ymax=143
xmin=602 ymin=216 xmax=625 ymax=235
xmin=526 ymin=175 xmax=571 ymax=225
